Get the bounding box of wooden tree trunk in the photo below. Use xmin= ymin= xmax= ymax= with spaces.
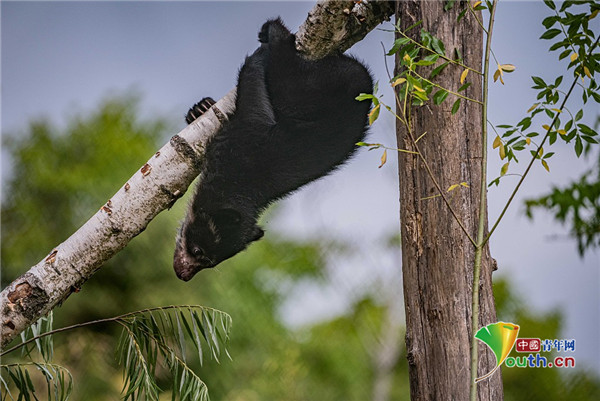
xmin=394 ymin=2 xmax=502 ymax=400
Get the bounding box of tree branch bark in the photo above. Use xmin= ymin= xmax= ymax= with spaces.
xmin=1 ymin=1 xmax=394 ymax=349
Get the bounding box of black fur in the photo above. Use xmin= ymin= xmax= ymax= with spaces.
xmin=174 ymin=18 xmax=373 ymax=281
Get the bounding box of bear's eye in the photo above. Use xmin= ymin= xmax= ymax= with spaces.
xmin=192 ymin=247 xmax=204 ymax=257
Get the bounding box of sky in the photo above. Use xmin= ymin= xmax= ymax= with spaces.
xmin=1 ymin=0 xmax=599 ymax=373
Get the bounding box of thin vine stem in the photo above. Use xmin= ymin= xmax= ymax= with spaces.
xmin=468 ymin=4 xmax=488 ymax=33
xmin=470 ymin=1 xmax=497 ymax=400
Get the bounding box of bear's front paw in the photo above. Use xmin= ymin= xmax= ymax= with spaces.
xmin=185 ymin=97 xmax=216 ymax=124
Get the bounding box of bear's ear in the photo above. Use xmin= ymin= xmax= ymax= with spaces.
xmin=213 ymin=208 xmax=242 ymax=227
xmin=251 ymin=226 xmax=265 ymax=242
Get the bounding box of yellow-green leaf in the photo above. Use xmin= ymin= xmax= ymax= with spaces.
xmin=558 ymin=129 xmax=567 ymax=136
xmin=392 ymin=78 xmax=406 ymax=87
xmin=501 ymin=162 xmax=509 ymax=176
xmin=447 ymin=184 xmax=459 ymax=192
xmin=527 ymin=103 xmax=540 ymax=113
xmin=499 ymin=143 xmax=506 ymax=159
xmin=551 ymin=108 xmax=562 ymax=113
xmin=542 ymin=124 xmax=551 ymax=131
xmin=493 ymin=68 xmax=501 ymax=82
xmin=500 ymin=64 xmax=516 ymax=73
xmin=460 ymin=182 xmax=470 ymax=188
xmin=413 ymin=84 xmax=425 ymax=93
xmin=590 ymin=9 xmax=599 ymax=20
xmin=493 ymin=66 xmax=505 ymax=84
xmin=570 ymin=52 xmax=578 ymax=62
xmin=493 ymin=135 xmax=502 ymax=149
xmin=403 ymin=54 xmax=412 ymax=63
xmin=369 ymin=104 xmax=380 ymax=125
xmin=584 ymin=66 xmax=591 ymax=78
xmin=538 ymin=147 xmax=544 ymax=157
xmin=379 ymin=149 xmax=387 ymax=168
xmin=541 ymin=159 xmax=550 ymax=172
xmin=473 ymin=1 xmax=482 ymax=8
xmin=460 ymin=69 xmax=469 ymax=84
xmin=526 ymin=137 xmax=531 ymax=145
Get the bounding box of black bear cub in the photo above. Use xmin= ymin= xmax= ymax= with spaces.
xmin=174 ymin=18 xmax=372 ymax=281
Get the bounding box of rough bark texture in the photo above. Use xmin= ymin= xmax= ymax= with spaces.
xmin=394 ymin=2 xmax=502 ymax=400
xmin=0 ymin=2 xmax=393 ymax=349
xmin=296 ymin=0 xmax=394 ymax=59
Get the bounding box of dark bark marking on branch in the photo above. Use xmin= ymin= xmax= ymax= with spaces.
xmin=170 ymin=134 xmax=205 ymax=170
xmin=160 ymin=185 xmax=184 ymax=209
xmin=7 ymin=283 xmax=33 ymax=304
xmin=211 ymin=105 xmax=228 ymax=125
xmin=45 ymin=249 xmax=58 ymax=264
xmin=141 ymin=163 xmax=152 ymax=176
xmin=4 ymin=275 xmax=50 ymax=324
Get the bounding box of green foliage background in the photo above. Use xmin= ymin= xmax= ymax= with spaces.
xmin=1 ymin=97 xmax=598 ymax=400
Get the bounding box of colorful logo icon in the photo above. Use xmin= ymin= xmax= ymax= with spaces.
xmin=474 ymin=321 xmax=520 ymax=382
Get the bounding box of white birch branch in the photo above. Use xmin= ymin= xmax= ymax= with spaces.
xmin=0 ymin=0 xmax=393 ymax=349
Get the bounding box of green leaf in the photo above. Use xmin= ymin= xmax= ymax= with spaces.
xmin=549 ymin=40 xmax=567 ymax=51
xmin=581 ymin=136 xmax=598 ymax=144
xmin=430 ymin=61 xmax=449 ymax=79
xmin=433 ymin=89 xmax=449 ymax=105
xmin=554 ymin=75 xmax=563 ymax=87
xmin=578 ymin=123 xmax=596 ymax=136
xmin=405 ymin=20 xmax=423 ymax=33
xmin=355 ymin=93 xmax=373 ymax=101
xmin=451 ymin=98 xmax=461 ymax=114
xmin=542 ymin=15 xmax=558 ymax=28
xmin=513 ymin=138 xmax=528 ymax=147
xmin=559 ymin=48 xmax=571 ymax=60
xmin=458 ymin=82 xmax=471 ymax=92
xmin=413 ymin=90 xmax=429 ymax=102
xmin=517 ymin=116 xmax=532 ymax=130
xmin=532 ymin=76 xmax=547 ymax=88
xmin=574 ymin=136 xmax=583 ymax=157
xmin=369 ymin=104 xmax=380 ymax=125
xmin=432 ymin=37 xmax=446 ymax=55
xmin=543 ymin=0 xmax=556 ymax=10
xmin=540 ymin=29 xmax=561 ymax=40
xmin=489 ymin=177 xmax=501 ymax=187
xmin=387 ymin=37 xmax=411 ymax=55
xmin=415 ymin=58 xmax=437 ymax=66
